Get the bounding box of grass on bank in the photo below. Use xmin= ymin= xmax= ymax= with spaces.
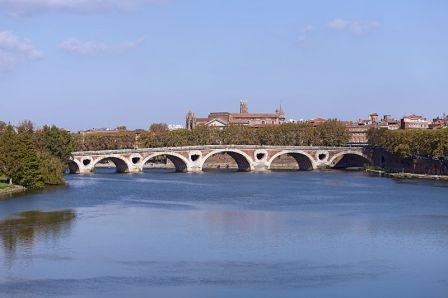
xmin=0 ymin=182 xmax=14 ymax=191
xmin=0 ymin=176 xmax=10 ymax=188
xmin=0 ymin=176 xmax=26 ymax=194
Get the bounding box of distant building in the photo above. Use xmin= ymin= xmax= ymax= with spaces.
xmin=368 ymin=113 xmax=379 ymax=123
xmin=345 ymin=114 xmax=400 ymax=144
xmin=308 ymin=117 xmax=327 ymax=127
xmin=168 ymin=124 xmax=184 ymax=130
xmin=400 ymin=114 xmax=429 ymax=129
xmin=429 ymin=117 xmax=448 ymax=129
xmin=186 ymin=100 xmax=286 ymax=129
xmin=288 ymin=118 xmax=304 ymax=123
xmin=378 ymin=115 xmax=400 ymax=130
xmin=345 ymin=122 xmax=373 ymax=144
xmin=79 ymin=127 xmax=125 ymax=134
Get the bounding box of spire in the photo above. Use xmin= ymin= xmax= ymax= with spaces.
xmin=276 ymin=102 xmax=284 ymax=115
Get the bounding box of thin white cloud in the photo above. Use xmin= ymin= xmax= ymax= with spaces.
xmin=328 ymin=19 xmax=349 ymax=30
xmin=350 ymin=21 xmax=380 ymax=34
xmin=298 ymin=25 xmax=315 ymax=48
xmin=0 ymin=0 xmax=162 ymax=15
xmin=303 ymin=25 xmax=315 ymax=34
xmin=0 ymin=30 xmax=43 ymax=70
xmin=60 ymin=37 xmax=145 ymax=55
xmin=328 ymin=18 xmax=380 ymax=34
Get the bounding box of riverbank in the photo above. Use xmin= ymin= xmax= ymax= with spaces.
xmin=0 ymin=183 xmax=27 ymax=198
xmin=365 ymin=168 xmax=448 ymax=181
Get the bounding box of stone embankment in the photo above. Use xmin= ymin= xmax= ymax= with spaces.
xmin=365 ymin=168 xmax=448 ymax=181
xmin=371 ymin=148 xmax=448 ymax=176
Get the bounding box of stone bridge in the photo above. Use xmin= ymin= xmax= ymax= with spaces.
xmin=69 ymin=145 xmax=372 ymax=174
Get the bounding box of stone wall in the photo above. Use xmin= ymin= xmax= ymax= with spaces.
xmin=372 ymin=148 xmax=448 ymax=175
xmin=269 ymin=155 xmax=300 ymax=170
xmin=202 ymin=153 xmax=239 ymax=169
xmin=202 ymin=153 xmax=302 ymax=170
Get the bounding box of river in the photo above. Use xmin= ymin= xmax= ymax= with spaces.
xmin=0 ymin=169 xmax=447 ymax=297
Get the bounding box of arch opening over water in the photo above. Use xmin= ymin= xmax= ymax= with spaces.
xmin=330 ymin=153 xmax=372 ymax=169
xmin=269 ymin=152 xmax=314 ymax=171
xmin=142 ymin=153 xmax=188 ymax=172
xmin=93 ymin=157 xmax=130 ymax=173
xmin=68 ymin=161 xmax=80 ymax=174
xmin=201 ymin=150 xmax=252 ymax=172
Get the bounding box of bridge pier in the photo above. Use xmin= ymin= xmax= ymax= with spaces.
xmin=78 ymin=167 xmax=94 ymax=174
xmin=253 ymin=163 xmax=269 ymax=172
xmin=187 ymin=165 xmax=203 ymax=173
xmin=128 ymin=165 xmax=143 ymax=173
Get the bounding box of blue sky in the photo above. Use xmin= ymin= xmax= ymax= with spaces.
xmin=0 ymin=0 xmax=447 ymax=131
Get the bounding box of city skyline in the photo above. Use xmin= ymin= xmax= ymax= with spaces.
xmin=1 ymin=0 xmax=447 ymax=130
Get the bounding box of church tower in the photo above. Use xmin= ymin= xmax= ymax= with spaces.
xmin=185 ymin=111 xmax=196 ymax=130
xmin=240 ymin=100 xmax=249 ymax=113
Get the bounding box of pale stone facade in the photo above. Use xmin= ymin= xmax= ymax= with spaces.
xmin=400 ymin=114 xmax=430 ymax=129
xmin=186 ymin=101 xmax=285 ymax=129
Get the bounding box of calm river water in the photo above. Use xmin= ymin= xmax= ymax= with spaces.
xmin=0 ymin=170 xmax=448 ymax=298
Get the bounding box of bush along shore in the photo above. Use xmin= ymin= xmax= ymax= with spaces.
xmin=0 ymin=121 xmax=75 ymax=195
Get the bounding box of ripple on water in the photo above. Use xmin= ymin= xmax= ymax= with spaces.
xmin=0 ymin=260 xmax=394 ymax=296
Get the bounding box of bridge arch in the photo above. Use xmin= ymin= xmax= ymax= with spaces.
xmin=267 ymin=151 xmax=315 ymax=171
xmin=141 ymin=152 xmax=190 ymax=172
xmin=68 ymin=159 xmax=82 ymax=174
xmin=92 ymin=155 xmax=131 ymax=173
xmin=329 ymin=151 xmax=372 ymax=169
xmin=201 ymin=149 xmax=253 ymax=172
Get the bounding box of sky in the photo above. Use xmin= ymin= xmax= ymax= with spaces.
xmin=0 ymin=0 xmax=447 ymax=131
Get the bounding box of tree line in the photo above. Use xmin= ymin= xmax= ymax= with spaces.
xmin=73 ymin=120 xmax=351 ymax=151
xmin=140 ymin=120 xmax=350 ymax=148
xmin=368 ymin=128 xmax=448 ymax=159
xmin=0 ymin=121 xmax=75 ymax=190
xmin=73 ymin=132 xmax=137 ymax=151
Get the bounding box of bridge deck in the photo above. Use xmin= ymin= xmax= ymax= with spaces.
xmin=72 ymin=145 xmax=366 ymax=156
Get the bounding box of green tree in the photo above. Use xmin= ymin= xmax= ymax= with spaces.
xmin=0 ymin=121 xmax=7 ymax=133
xmin=38 ymin=151 xmax=65 ymax=185
xmin=149 ymin=123 xmax=169 ymax=134
xmin=38 ymin=125 xmax=75 ymax=164
xmin=14 ymin=129 xmax=44 ymax=189
xmin=16 ymin=120 xmax=34 ymax=134
xmin=0 ymin=125 xmax=18 ymax=184
xmin=316 ymin=120 xmax=350 ymax=146
xmin=368 ymin=127 xmax=448 ymax=160
xmin=0 ymin=121 xmax=74 ymax=188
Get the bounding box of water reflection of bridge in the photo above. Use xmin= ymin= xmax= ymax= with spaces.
xmin=70 ymin=145 xmax=372 ymax=174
